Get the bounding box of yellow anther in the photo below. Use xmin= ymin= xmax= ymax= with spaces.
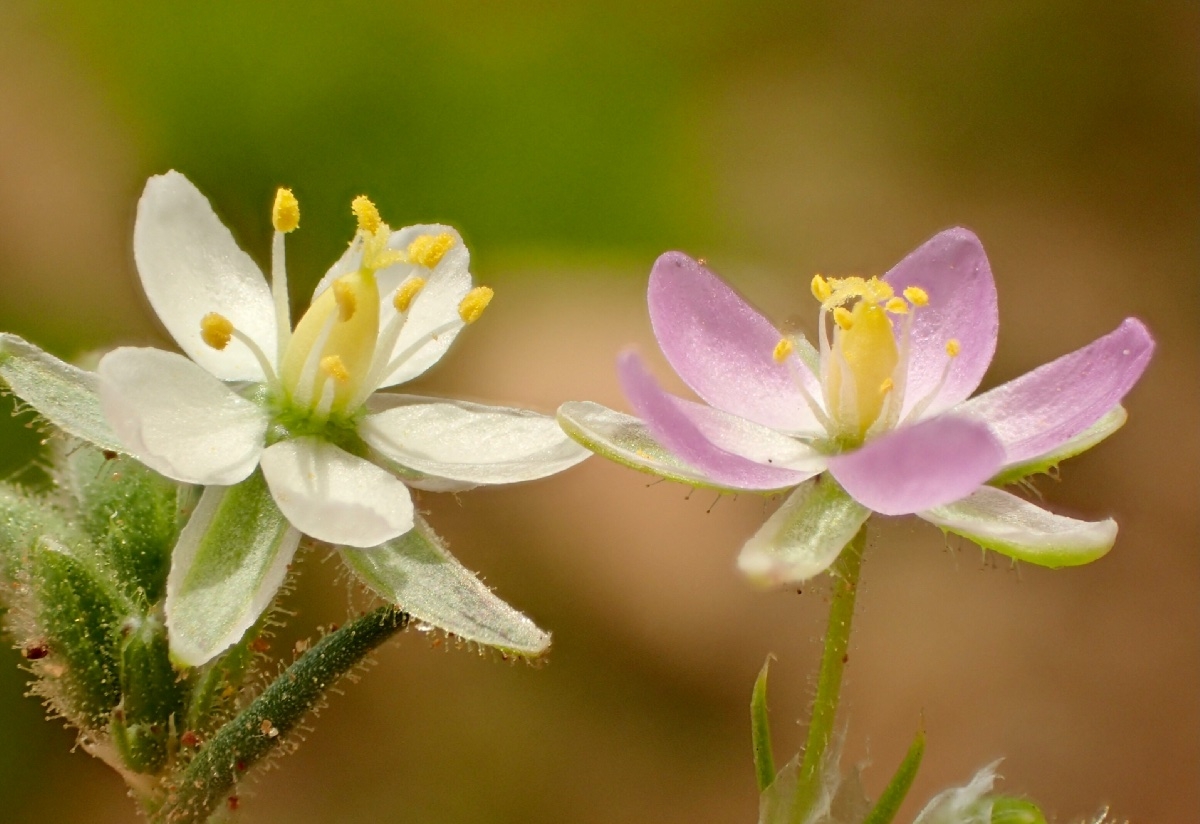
xmin=320 ymin=355 xmax=351 ymax=384
xmin=864 ymin=277 xmax=894 ymax=304
xmin=885 ymin=297 xmax=909 ymax=315
xmin=351 ymin=195 xmax=382 ymax=235
xmin=879 ymin=377 xmax=894 ymax=395
xmin=407 ymin=233 xmax=455 ymax=270
xmin=332 ymin=279 xmax=357 ymax=321
xmin=903 ymin=286 xmax=929 ymax=307
xmin=393 ymin=277 xmax=426 ymax=313
xmin=945 ymin=338 xmax=961 ymax=357
xmin=200 ymin=313 xmax=234 ymax=350
xmin=833 ymin=306 xmax=855 ymax=331
xmin=458 ymin=286 xmax=494 ymax=324
xmin=773 ymin=338 xmax=794 ymax=363
xmin=811 ymin=274 xmax=832 ymax=303
xmin=272 ymin=188 xmax=299 ymax=233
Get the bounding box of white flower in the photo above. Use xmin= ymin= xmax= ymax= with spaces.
xmin=98 ymin=171 xmax=588 ymax=549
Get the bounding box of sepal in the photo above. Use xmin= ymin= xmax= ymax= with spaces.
xmin=0 ymin=333 xmax=123 ymax=452
xmin=166 ymin=473 xmax=301 ymax=668
xmin=341 ymin=514 xmax=550 ymax=658
xmin=112 ymin=611 xmax=187 ymax=774
xmin=738 ymin=479 xmax=871 ymax=586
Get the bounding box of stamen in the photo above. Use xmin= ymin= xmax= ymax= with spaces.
xmin=903 ymin=286 xmax=928 ymax=307
xmin=864 ymin=278 xmax=893 ymax=303
xmin=945 ymin=338 xmax=961 ymax=357
xmin=885 ymin=297 xmax=909 ymax=315
xmin=811 ymin=274 xmax=832 ymax=303
xmin=291 ymin=310 xmax=340 ymax=407
xmin=900 ymin=343 xmax=961 ymax=426
xmin=833 ymin=307 xmax=854 ymax=331
xmin=333 ymin=279 xmax=357 ymax=321
xmin=879 ymin=377 xmax=894 ymax=395
xmin=773 ymin=338 xmax=794 ymax=363
xmin=320 ymin=355 xmax=350 ymax=384
xmin=458 ymin=286 xmax=494 ymax=324
xmin=272 ymin=188 xmax=299 ymax=233
xmin=351 ymin=195 xmax=382 ymax=234
xmin=393 ymin=277 xmax=426 ymax=313
xmin=200 ymin=313 xmax=234 ymax=350
xmin=407 ymin=234 xmax=455 ymax=269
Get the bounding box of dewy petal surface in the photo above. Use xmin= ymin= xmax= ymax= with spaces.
xmin=260 ymin=437 xmax=414 ymax=548
xmin=738 ymin=479 xmax=871 ymax=586
xmin=98 ymin=347 xmax=268 ymax=485
xmin=648 ymin=251 xmax=823 ymax=432
xmin=919 ymin=485 xmax=1116 ymax=568
xmin=959 ymin=318 xmax=1154 ymax=465
xmin=619 ymin=351 xmax=819 ymax=491
xmin=828 ymin=415 xmax=1005 ymax=515
xmin=882 ymin=228 xmax=998 ymax=418
xmin=360 ymin=396 xmax=589 ymax=485
xmin=134 ymin=171 xmax=276 ymax=381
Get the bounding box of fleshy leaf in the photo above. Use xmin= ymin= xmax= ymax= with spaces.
xmin=990 ymin=405 xmax=1126 ymax=486
xmin=862 ymin=729 xmax=926 ymax=824
xmin=166 ymin=473 xmax=301 ymax=667
xmin=0 ymin=333 xmax=124 ymax=452
xmin=340 ymin=514 xmax=550 ymax=658
xmin=557 ymin=401 xmax=770 ymax=493
xmin=919 ymin=485 xmax=1116 ymax=568
xmin=738 ymin=479 xmax=871 ymax=586
xmin=752 ymin=656 xmax=777 ymax=792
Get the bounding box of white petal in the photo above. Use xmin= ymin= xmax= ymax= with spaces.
xmin=919 ymin=485 xmax=1116 ymax=567
xmin=166 ymin=477 xmax=301 ymax=667
xmin=134 ymin=172 xmax=277 ymax=380
xmin=260 ymin=438 xmax=414 ymax=548
xmin=98 ymin=347 xmax=267 ymax=485
xmin=737 ymin=479 xmax=870 ymax=586
xmin=360 ymin=395 xmax=589 ymax=486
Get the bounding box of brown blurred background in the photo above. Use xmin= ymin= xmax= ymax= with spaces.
xmin=0 ymin=2 xmax=1196 ymax=822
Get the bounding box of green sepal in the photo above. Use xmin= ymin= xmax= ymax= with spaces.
xmin=166 ymin=473 xmax=300 ymax=668
xmin=751 ymin=656 xmax=776 ymax=792
xmin=738 ymin=478 xmax=871 ymax=586
xmin=184 ymin=611 xmax=269 ymax=738
xmin=29 ymin=536 xmax=132 ymax=727
xmin=0 ymin=485 xmax=76 ymax=583
xmin=63 ymin=444 xmax=191 ymax=605
xmin=112 ymin=612 xmax=187 ymax=774
xmin=0 ymin=333 xmax=124 ymax=453
xmin=341 ymin=514 xmax=551 ymax=658
xmin=862 ymin=729 xmax=925 ymax=824
xmin=556 ymin=401 xmax=783 ymax=493
xmin=990 ymin=405 xmax=1126 ymax=486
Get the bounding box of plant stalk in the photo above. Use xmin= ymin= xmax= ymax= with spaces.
xmin=790 ymin=526 xmax=866 ymax=822
xmin=151 ymin=606 xmax=408 ymax=824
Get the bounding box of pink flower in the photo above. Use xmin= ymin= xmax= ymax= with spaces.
xmin=559 ymin=229 xmax=1153 ymax=584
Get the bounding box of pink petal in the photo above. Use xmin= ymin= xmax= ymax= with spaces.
xmin=618 ymin=351 xmax=819 ymax=491
xmin=883 ymin=228 xmax=998 ymax=418
xmin=828 ymin=416 xmax=1005 ymax=515
xmin=647 ymin=251 xmax=823 ymax=432
xmin=958 ymin=318 xmax=1153 ymax=465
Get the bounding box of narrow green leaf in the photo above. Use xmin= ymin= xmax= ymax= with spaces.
xmin=166 ymin=473 xmax=300 ymax=668
xmin=751 ymin=656 xmax=777 ymax=792
xmin=0 ymin=333 xmax=124 ymax=452
xmin=863 ymin=729 xmax=926 ymax=824
xmin=341 ymin=514 xmax=550 ymax=658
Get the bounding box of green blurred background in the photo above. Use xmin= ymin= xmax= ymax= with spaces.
xmin=1 ymin=2 xmax=1196 ymax=821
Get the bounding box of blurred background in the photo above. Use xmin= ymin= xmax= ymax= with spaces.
xmin=0 ymin=2 xmax=1196 ymax=822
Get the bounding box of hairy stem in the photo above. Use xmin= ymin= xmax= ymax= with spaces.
xmin=790 ymin=526 xmax=866 ymax=823
xmin=152 ymin=606 xmax=408 ymax=824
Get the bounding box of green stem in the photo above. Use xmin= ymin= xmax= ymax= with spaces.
xmin=151 ymin=606 xmax=408 ymax=824
xmin=790 ymin=526 xmax=866 ymax=823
